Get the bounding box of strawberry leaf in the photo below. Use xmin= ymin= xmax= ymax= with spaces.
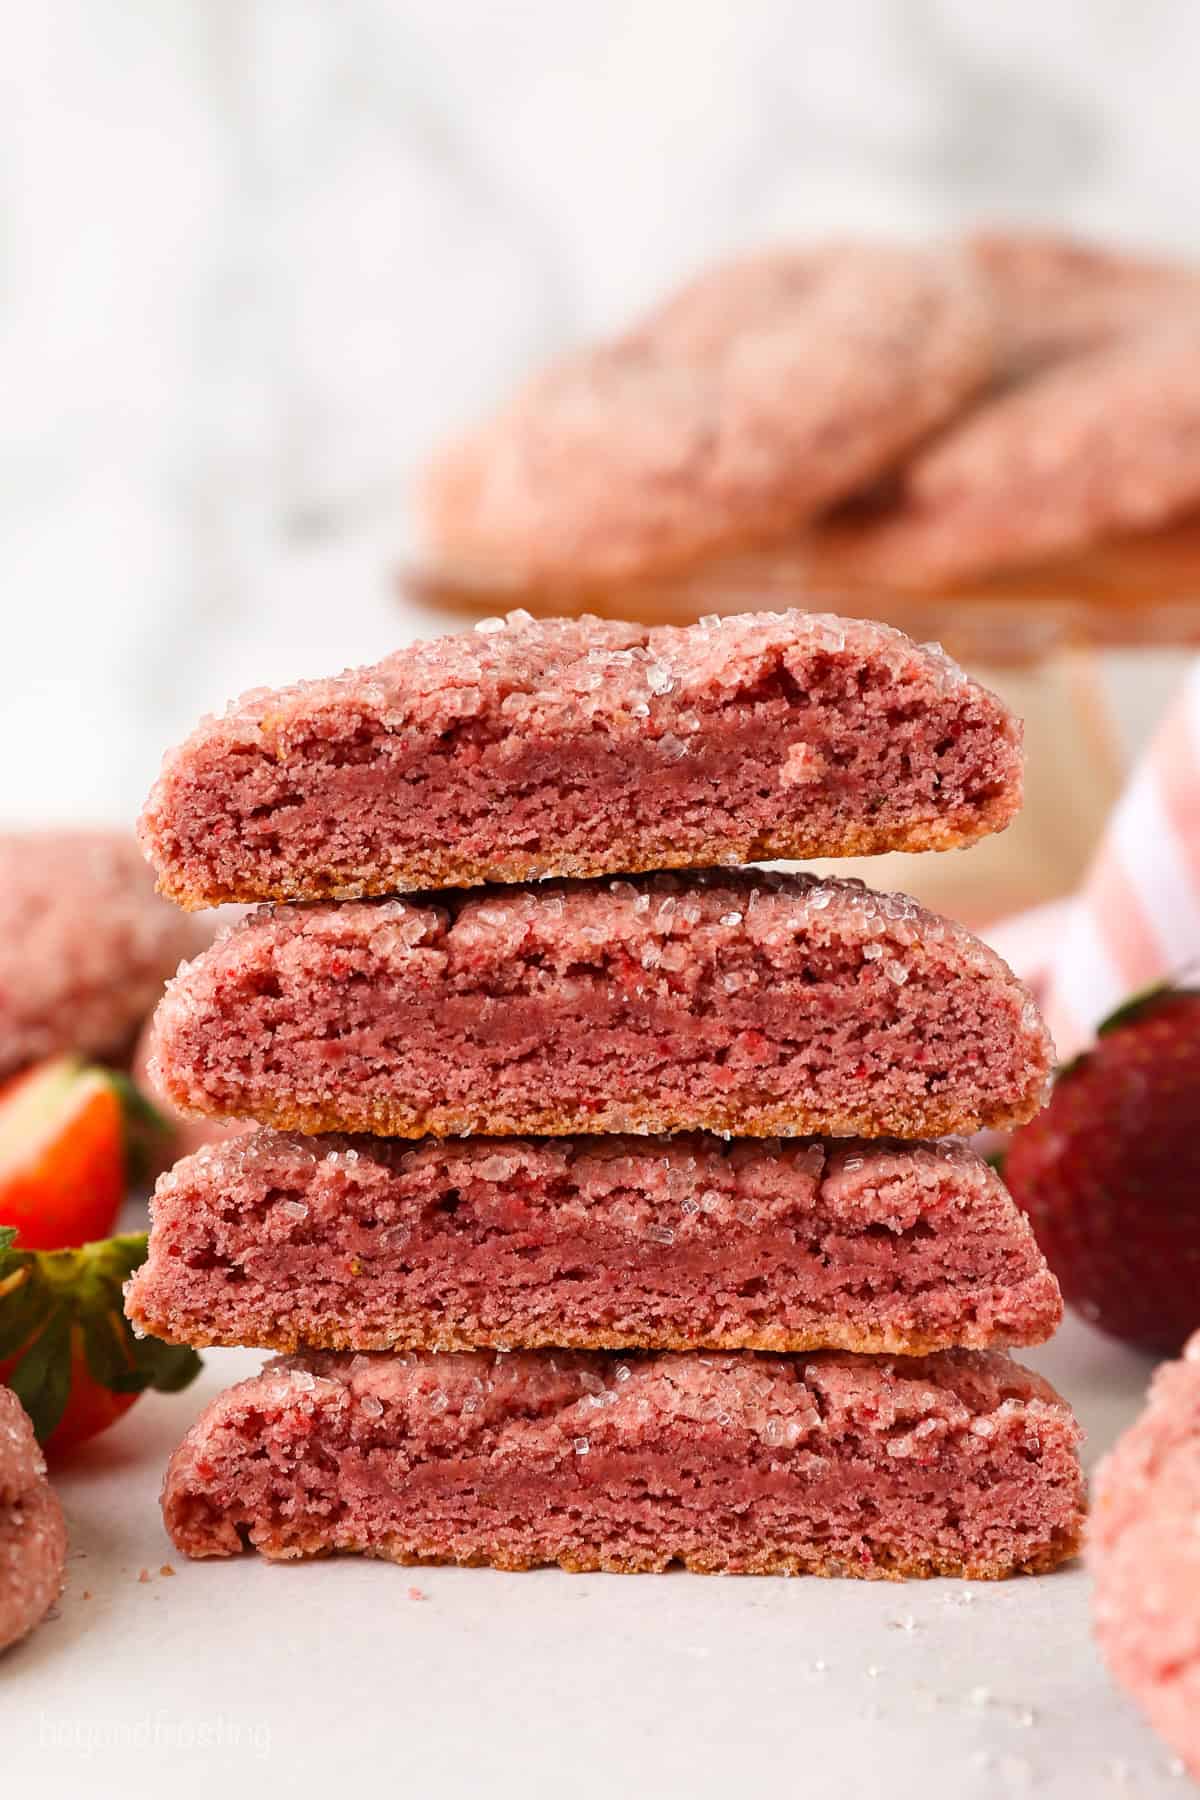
xmin=9 ymin=1306 xmax=73 ymax=1441
xmin=0 ymin=1230 xmax=202 ymax=1443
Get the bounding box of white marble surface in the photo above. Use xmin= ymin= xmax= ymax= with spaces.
xmin=5 ymin=1 xmax=1200 ymax=826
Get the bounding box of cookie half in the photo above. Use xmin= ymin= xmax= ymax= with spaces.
xmin=161 ymin=1346 xmax=1085 ymax=1579
xmin=127 ymin=1129 xmax=1061 ymax=1357
xmin=139 ymin=610 xmax=1021 ymax=909
xmin=148 ymin=871 xmax=1052 ymax=1141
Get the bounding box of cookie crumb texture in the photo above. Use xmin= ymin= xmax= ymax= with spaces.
xmin=139 ymin=611 xmax=1021 ymax=908
xmin=162 ymin=1347 xmax=1084 ymax=1579
xmin=1091 ymin=1338 xmax=1200 ymax=1780
xmin=128 ymin=1130 xmax=1061 ymax=1356
xmin=0 ymin=1387 xmax=67 ymax=1653
xmin=150 ymin=871 xmax=1051 ymax=1141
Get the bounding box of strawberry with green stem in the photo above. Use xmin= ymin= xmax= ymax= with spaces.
xmin=0 ymin=1226 xmax=201 ymax=1455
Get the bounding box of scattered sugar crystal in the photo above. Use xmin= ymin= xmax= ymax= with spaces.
xmin=657 ymin=895 xmax=677 ymax=921
xmin=574 ymin=1437 xmax=590 ymax=1455
xmin=428 ymin=1391 xmax=449 ymax=1414
xmin=842 ymin=1156 xmax=864 ymax=1173
xmin=614 ymin=1364 xmax=631 ymax=1383
xmin=280 ymin=1199 xmax=309 ymax=1221
xmin=640 ymin=945 xmax=661 ymax=970
xmin=720 ymin=911 xmax=743 ymax=927
xmin=889 ymin=1614 xmax=917 ymax=1633
xmin=968 ymin=1685 xmax=993 ymax=1708
xmin=680 ymin=1197 xmax=700 ymax=1216
xmin=633 ymin=892 xmax=651 ymax=914
xmin=646 ymin=1224 xmax=675 ymax=1245
xmin=476 ymin=1155 xmax=519 ymax=1181
xmin=360 ymin=1394 xmax=383 ymax=1419
xmin=645 ymin=663 xmax=675 ymax=695
xmin=658 ymin=733 xmax=688 ymax=760
xmin=970 ymin=1418 xmax=996 ymax=1438
xmin=884 ymin=960 xmax=909 ymax=985
xmin=474 ymin=617 xmax=506 ymax=634
xmin=865 ymin=1664 xmax=882 ymax=1679
xmin=290 ymin=1368 xmax=316 ymax=1391
xmin=862 ymin=942 xmax=884 ymax=961
xmin=807 ymin=889 xmax=832 ymax=911
xmin=699 ymin=1190 xmax=721 ymax=1213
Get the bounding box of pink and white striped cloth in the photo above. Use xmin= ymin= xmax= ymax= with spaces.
xmin=987 ymin=660 xmax=1200 ymax=1062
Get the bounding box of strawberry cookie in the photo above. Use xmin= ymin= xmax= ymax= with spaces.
xmin=969 ymin=228 xmax=1200 ymax=377
xmin=827 ymin=322 xmax=1200 ymax=590
xmin=162 ymin=1346 xmax=1084 ymax=1578
xmin=127 ymin=1129 xmax=1061 ymax=1357
xmin=420 ymin=244 xmax=993 ymax=586
xmin=148 ymin=871 xmax=1052 ymax=1142
xmin=0 ymin=1385 xmax=66 ymax=1654
xmin=1091 ymin=1336 xmax=1200 ymax=1779
xmin=0 ymin=831 xmax=201 ymax=1079
xmin=139 ymin=610 xmax=1022 ymax=908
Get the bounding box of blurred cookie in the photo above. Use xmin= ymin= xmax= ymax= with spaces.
xmin=969 ymin=228 xmax=1200 ymax=377
xmin=0 ymin=830 xmax=201 ymax=1079
xmin=0 ymin=1386 xmax=67 ymax=1655
xmin=421 ymin=243 xmax=994 ymax=585
xmin=1092 ymin=1336 xmax=1200 ymax=1780
xmin=823 ymin=325 xmax=1200 ymax=588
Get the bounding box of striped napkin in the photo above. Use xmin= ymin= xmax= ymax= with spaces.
xmin=987 ymin=661 xmax=1200 ymax=1063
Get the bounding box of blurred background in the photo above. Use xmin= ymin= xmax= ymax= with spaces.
xmin=3 ymin=0 xmax=1198 ymax=834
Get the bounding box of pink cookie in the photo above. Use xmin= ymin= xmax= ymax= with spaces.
xmin=1091 ymin=1335 xmax=1200 ymax=1779
xmin=161 ymin=1346 xmax=1084 ymax=1579
xmin=138 ymin=610 xmax=1021 ymax=910
xmin=0 ymin=1387 xmax=67 ymax=1655
xmin=829 ymin=326 xmax=1200 ymax=588
xmin=148 ymin=870 xmax=1053 ymax=1142
xmin=420 ymin=244 xmax=992 ymax=585
xmin=126 ymin=1129 xmax=1061 ymax=1357
xmin=0 ymin=830 xmax=202 ymax=1080
xmin=969 ymin=229 xmax=1200 ymax=377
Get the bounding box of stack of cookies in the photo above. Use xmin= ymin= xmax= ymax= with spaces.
xmin=129 ymin=609 xmax=1085 ymax=1579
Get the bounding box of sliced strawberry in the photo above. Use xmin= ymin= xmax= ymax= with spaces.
xmin=0 ymin=1056 xmax=164 ymax=1251
xmin=0 ymin=1226 xmax=201 ymax=1455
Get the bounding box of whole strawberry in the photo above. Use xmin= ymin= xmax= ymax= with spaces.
xmin=1006 ymin=987 xmax=1200 ymax=1354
